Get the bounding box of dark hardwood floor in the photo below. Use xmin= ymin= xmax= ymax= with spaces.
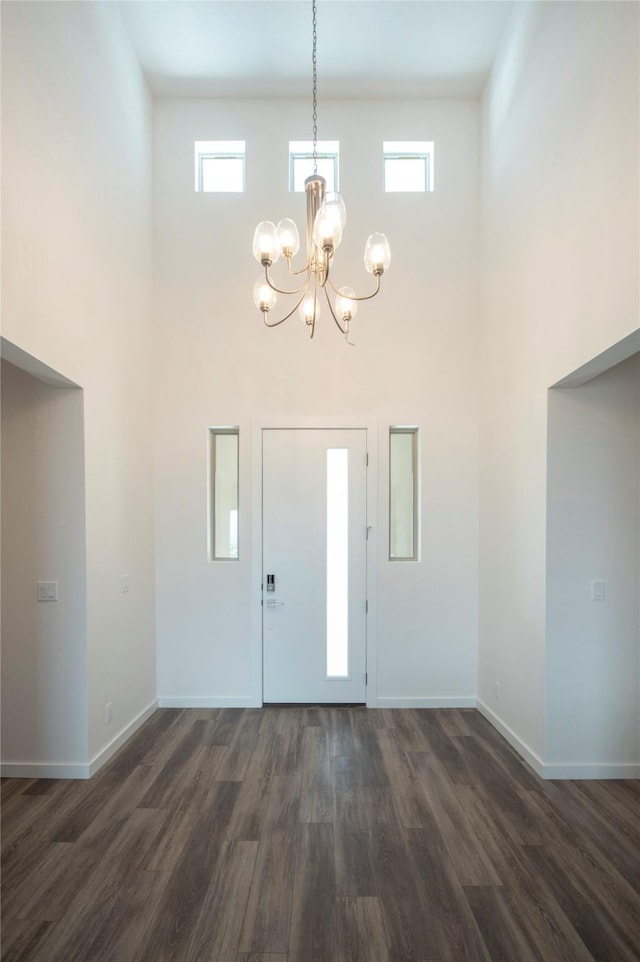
xmin=2 ymin=707 xmax=639 ymax=961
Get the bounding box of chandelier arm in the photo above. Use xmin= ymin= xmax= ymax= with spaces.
xmin=263 ymin=288 xmax=308 ymax=328
xmin=324 ymin=285 xmax=348 ymax=336
xmin=264 ymin=264 xmax=309 ymax=296
xmin=325 ymin=273 xmax=382 ymax=302
xmin=286 ymin=261 xmax=313 ymax=277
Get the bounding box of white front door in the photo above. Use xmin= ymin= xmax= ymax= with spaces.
xmin=262 ymin=428 xmax=367 ymax=703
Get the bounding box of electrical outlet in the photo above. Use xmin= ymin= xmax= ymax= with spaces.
xmin=105 ymin=702 xmax=113 ymax=724
xmin=494 ymin=681 xmax=501 ymax=702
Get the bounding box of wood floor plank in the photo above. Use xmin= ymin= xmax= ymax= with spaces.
xmin=407 ymin=826 xmax=492 ymax=962
xmin=273 ymin=723 xmax=305 ymax=776
xmin=523 ymin=842 xmax=640 ymax=962
xmin=1 ymin=794 xmax=56 ymax=854
xmin=226 ymin=775 xmax=273 ymax=842
xmin=454 ymin=735 xmax=547 ymax=846
xmin=435 ymin=707 xmax=475 ymax=737
xmin=336 ymin=897 xmax=390 ymax=962
xmin=412 ymin=711 xmax=472 ymax=785
xmin=464 ymin=886 xmax=544 ymax=962
xmin=456 ymin=786 xmax=597 ymax=962
xmin=362 ymin=786 xmax=437 ymax=962
xmin=239 ymin=775 xmax=301 ymax=955
xmin=408 ymin=751 xmax=502 ymax=886
xmin=288 ymin=823 xmax=336 ymax=962
xmin=185 ymin=840 xmax=259 ymax=962
xmin=238 ymin=955 xmax=288 ymax=961
xmin=376 ymin=729 xmax=434 ymax=829
xmin=142 ymin=746 xmax=228 ymax=870
xmin=1 ymin=778 xmax=36 ymax=801
xmin=540 ymin=778 xmax=640 ymax=890
xmin=138 ymin=718 xmax=210 ymax=808
xmin=10 ymin=805 xmax=166 ymax=925
xmin=578 ymin=778 xmax=640 ymax=826
xmin=384 ymin=709 xmax=432 ymax=751
xmin=257 ymin=707 xmax=287 ymax=735
xmin=30 ymin=868 xmax=171 ymax=962
xmin=319 ymin=707 xmax=356 ymax=756
xmin=107 ymin=708 xmax=186 ymax=773
xmin=300 ymin=726 xmax=332 ymax=823
xmin=521 ymin=787 xmax=640 ymax=943
xmin=1 ymin=843 xmax=75 ymax=922
xmin=333 ymin=786 xmax=378 ymax=897
xmin=0 ymin=919 xmax=53 ymax=962
xmin=134 ymin=780 xmax=241 ymax=962
xmin=333 ymin=728 xmax=389 ymax=790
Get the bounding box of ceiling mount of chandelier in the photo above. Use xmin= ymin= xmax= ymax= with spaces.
xmin=252 ymin=0 xmax=391 ymax=342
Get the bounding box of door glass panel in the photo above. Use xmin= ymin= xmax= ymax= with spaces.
xmin=326 ymin=448 xmax=349 ymax=677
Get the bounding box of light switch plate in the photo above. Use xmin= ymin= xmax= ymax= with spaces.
xmin=37 ymin=581 xmax=58 ymax=602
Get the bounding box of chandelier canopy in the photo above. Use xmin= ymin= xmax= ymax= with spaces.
xmin=252 ymin=0 xmax=391 ymax=341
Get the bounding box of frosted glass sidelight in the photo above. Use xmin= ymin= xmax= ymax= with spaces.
xmin=326 ymin=448 xmax=349 ymax=677
xmin=389 ymin=429 xmax=417 ymax=560
xmin=211 ymin=430 xmax=239 ymax=559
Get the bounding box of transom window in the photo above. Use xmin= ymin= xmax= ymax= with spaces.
xmin=289 ymin=140 xmax=339 ymax=192
xmin=195 ymin=141 xmax=245 ymax=193
xmin=383 ymin=141 xmax=434 ymax=193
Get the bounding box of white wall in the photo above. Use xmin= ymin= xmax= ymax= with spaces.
xmin=546 ymin=355 xmax=640 ymax=775
xmin=1 ymin=1 xmax=156 ymax=773
xmin=153 ymin=98 xmax=480 ymax=706
xmin=1 ymin=361 xmax=87 ymax=772
xmin=480 ymin=1 xmax=639 ymax=765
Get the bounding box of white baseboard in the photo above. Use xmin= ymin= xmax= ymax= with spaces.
xmin=0 ymin=700 xmax=159 ymax=780
xmin=476 ymin=700 xmax=640 ymax=780
xmin=158 ymin=695 xmax=260 ymax=708
xmin=476 ymin=700 xmax=545 ymax=777
xmin=374 ymin=696 xmax=477 ymax=709
xmin=540 ymin=761 xmax=640 ymax=780
xmin=89 ymin=699 xmax=159 ymax=777
xmin=0 ymin=760 xmax=93 ymax=779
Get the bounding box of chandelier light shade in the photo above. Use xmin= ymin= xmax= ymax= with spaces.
xmin=252 ymin=0 xmax=390 ymax=341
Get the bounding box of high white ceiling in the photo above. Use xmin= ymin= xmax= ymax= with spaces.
xmin=117 ymin=0 xmax=514 ymax=99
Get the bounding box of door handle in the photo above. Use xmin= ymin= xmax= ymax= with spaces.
xmin=266 ymin=599 xmax=285 ymax=608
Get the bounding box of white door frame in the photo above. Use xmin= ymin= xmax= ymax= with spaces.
xmin=250 ymin=418 xmax=379 ymax=707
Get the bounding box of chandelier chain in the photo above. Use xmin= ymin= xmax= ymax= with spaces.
xmin=312 ymin=0 xmax=318 ymax=175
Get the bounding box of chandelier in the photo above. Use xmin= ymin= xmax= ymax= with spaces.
xmin=252 ymin=0 xmax=391 ymax=341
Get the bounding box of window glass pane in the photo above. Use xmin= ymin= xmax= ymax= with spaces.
xmin=212 ymin=430 xmax=239 ymax=559
xmin=291 ymin=155 xmax=337 ymax=192
xmin=201 ymin=156 xmax=244 ymax=192
xmin=289 ymin=141 xmax=339 ymax=192
xmin=327 ymin=448 xmax=349 ymax=677
xmin=383 ymin=141 xmax=434 ymax=193
xmin=384 ymin=157 xmax=426 ymax=192
xmin=389 ymin=430 xmax=417 ymax=560
xmin=194 ymin=141 xmax=245 ymax=192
